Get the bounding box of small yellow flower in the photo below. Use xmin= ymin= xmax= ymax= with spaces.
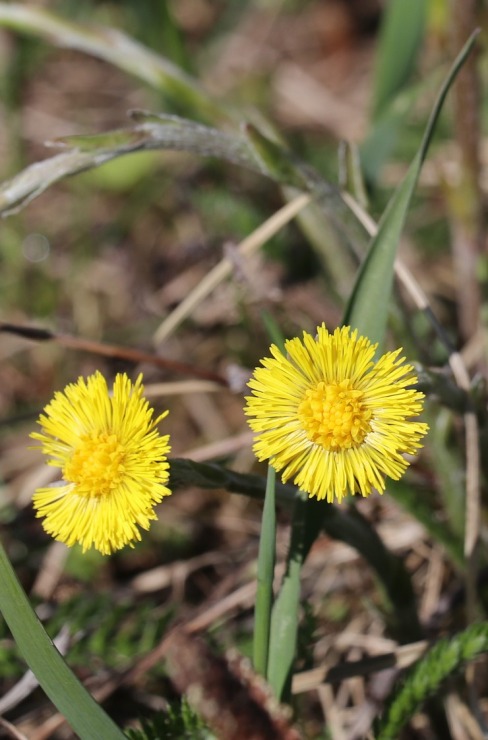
xmin=31 ymin=372 xmax=171 ymax=555
xmin=245 ymin=325 xmax=428 ymax=503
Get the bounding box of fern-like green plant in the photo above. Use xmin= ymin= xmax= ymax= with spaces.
xmin=376 ymin=622 xmax=488 ymax=739
xmin=125 ymin=699 xmax=214 ymax=740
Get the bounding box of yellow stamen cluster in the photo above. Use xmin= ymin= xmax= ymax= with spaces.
xmin=64 ymin=433 xmax=126 ymax=496
xmin=298 ymin=380 xmax=372 ymax=451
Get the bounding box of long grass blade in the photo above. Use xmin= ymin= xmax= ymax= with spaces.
xmin=0 ymin=540 xmax=125 ymax=739
xmin=344 ymin=30 xmax=479 ymax=347
xmin=371 ymin=0 xmax=427 ymax=120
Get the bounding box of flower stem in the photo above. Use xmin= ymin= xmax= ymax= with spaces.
xmin=267 ymin=496 xmax=308 ymax=702
xmin=253 ymin=465 xmax=277 ymax=677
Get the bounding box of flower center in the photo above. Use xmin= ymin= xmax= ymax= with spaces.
xmin=297 ymin=379 xmax=372 ymax=451
xmin=63 ymin=433 xmax=126 ymax=497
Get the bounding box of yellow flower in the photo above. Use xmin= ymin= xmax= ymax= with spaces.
xmin=31 ymin=372 xmax=171 ymax=555
xmin=245 ymin=325 xmax=428 ymax=503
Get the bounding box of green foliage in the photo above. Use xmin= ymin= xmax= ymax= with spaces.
xmin=193 ymin=188 xmax=267 ymax=242
xmin=0 ymin=591 xmax=173 ymax=679
xmin=0 ymin=630 xmax=23 ymax=679
xmin=376 ymin=622 xmax=488 ymax=739
xmin=125 ymin=699 xmax=213 ymax=740
xmin=371 ymin=0 xmax=427 ymax=120
xmin=267 ymin=497 xmax=308 ymax=701
xmin=0 ymin=541 xmax=125 ymax=739
xmin=362 ymin=0 xmax=428 ymax=181
xmin=51 ymin=593 xmax=173 ymax=670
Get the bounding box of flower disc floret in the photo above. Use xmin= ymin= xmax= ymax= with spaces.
xmin=31 ymin=372 xmax=172 ymax=554
xmin=245 ymin=325 xmax=428 ymax=503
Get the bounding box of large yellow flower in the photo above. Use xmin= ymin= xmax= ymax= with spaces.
xmin=245 ymin=325 xmax=428 ymax=503
xmin=31 ymin=372 xmax=171 ymax=555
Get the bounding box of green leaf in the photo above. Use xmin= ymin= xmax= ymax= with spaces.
xmin=343 ymin=150 xmax=421 ymax=346
xmin=372 ymin=0 xmax=427 ymax=120
xmin=0 ymin=116 xmax=258 ymax=216
xmin=0 ymin=540 xmax=125 ymax=739
xmin=266 ymin=494 xmax=350 ymax=702
xmin=344 ymin=30 xmax=479 ymax=347
xmin=168 ymin=458 xmax=299 ymax=506
xmin=267 ymin=497 xmax=307 ymax=701
xmin=424 ymin=406 xmax=466 ymax=544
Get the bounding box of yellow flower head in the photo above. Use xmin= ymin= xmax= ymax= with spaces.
xmin=31 ymin=372 xmax=171 ymax=555
xmin=245 ymin=325 xmax=428 ymax=503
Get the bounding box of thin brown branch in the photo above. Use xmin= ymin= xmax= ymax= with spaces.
xmin=0 ymin=322 xmax=228 ymax=386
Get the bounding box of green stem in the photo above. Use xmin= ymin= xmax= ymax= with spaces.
xmin=253 ymin=465 xmax=276 ymax=677
xmin=267 ymin=497 xmax=308 ymax=702
xmin=0 ymin=539 xmax=125 ymax=739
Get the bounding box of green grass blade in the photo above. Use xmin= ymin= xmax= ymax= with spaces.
xmin=253 ymin=465 xmax=277 ymax=677
xmin=372 ymin=0 xmax=427 ymax=120
xmin=266 ymin=497 xmax=333 ymax=702
xmin=343 ymin=151 xmax=421 ymax=345
xmin=0 ymin=540 xmax=125 ymax=739
xmin=267 ymin=497 xmax=307 ymax=701
xmin=339 ymin=141 xmax=368 ymax=210
xmin=344 ymin=30 xmax=479 ymax=347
